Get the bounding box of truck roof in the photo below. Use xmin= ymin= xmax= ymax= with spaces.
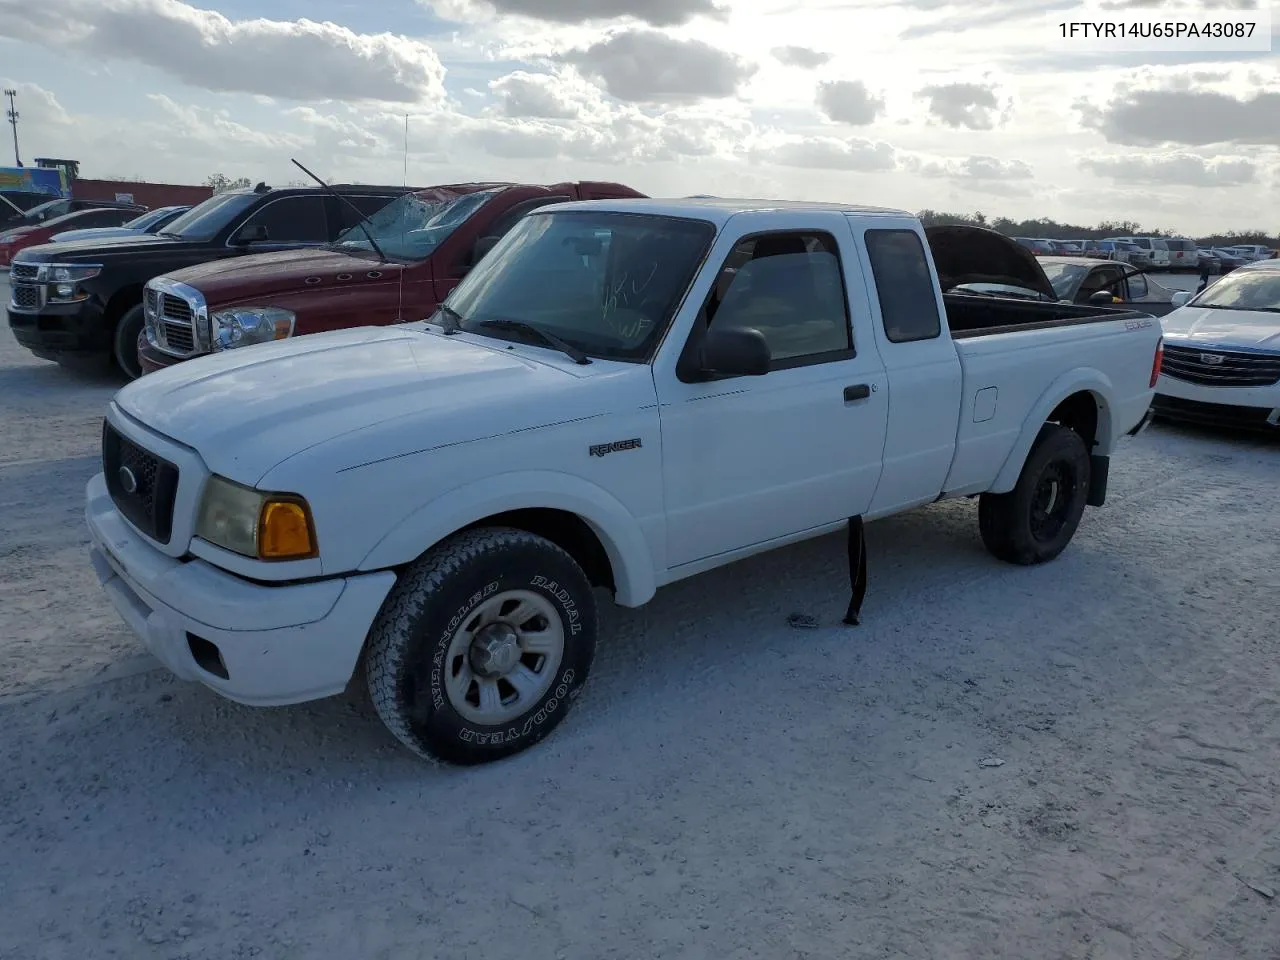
xmin=542 ymin=196 xmax=913 ymax=224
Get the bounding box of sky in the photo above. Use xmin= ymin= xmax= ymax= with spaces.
xmin=0 ymin=0 xmax=1277 ymax=235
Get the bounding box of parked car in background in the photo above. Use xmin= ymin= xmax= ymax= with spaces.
xmin=1153 ymin=259 xmax=1280 ymax=431
xmin=1163 ymin=237 xmax=1199 ymax=271
xmin=1051 ymin=240 xmax=1083 ymax=256
xmin=1223 ymin=244 xmax=1275 ymax=262
xmin=1210 ymin=248 xmax=1250 ymax=274
xmin=1014 ymin=237 xmax=1055 ymax=255
xmin=7 ymin=182 xmax=409 ymax=378
xmin=1195 ymin=248 xmax=1221 ymax=274
xmin=0 ymin=197 xmax=141 ymax=232
xmin=966 ymin=255 xmax=1180 ymax=315
xmin=1107 ymin=236 xmax=1171 ymax=270
xmin=0 ymin=203 xmax=147 ymax=266
xmin=51 ymin=205 xmax=190 ymax=244
xmin=85 ymin=200 xmax=1161 ymax=765
xmin=136 ymin=180 xmax=647 ymax=376
xmin=1081 ymin=239 xmax=1144 ymax=264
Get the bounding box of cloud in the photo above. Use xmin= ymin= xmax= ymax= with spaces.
xmin=904 ymin=154 xmax=1034 ymax=180
xmin=489 ymin=71 xmax=581 ymax=118
xmin=751 ymin=136 xmax=897 ymax=171
xmin=1079 ymin=152 xmax=1257 ymax=186
xmin=428 ymin=0 xmax=726 ymax=26
xmin=772 ymin=45 xmax=831 ymax=69
xmin=0 ymin=0 xmax=447 ymax=104
xmin=562 ymin=30 xmax=756 ymax=104
xmin=918 ymin=82 xmax=1003 ymax=129
xmin=1077 ymin=89 xmax=1280 ymax=146
xmin=816 ymin=80 xmax=886 ymax=125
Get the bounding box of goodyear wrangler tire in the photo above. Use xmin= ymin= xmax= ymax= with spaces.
xmin=365 ymin=527 xmax=598 ymax=765
xmin=978 ymin=424 xmax=1091 ymax=566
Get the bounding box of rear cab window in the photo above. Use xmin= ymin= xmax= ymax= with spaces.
xmin=863 ymin=229 xmax=942 ymax=343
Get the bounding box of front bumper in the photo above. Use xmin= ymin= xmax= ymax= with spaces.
xmin=7 ymin=295 xmax=111 ymax=359
xmin=1154 ymin=374 xmax=1280 ymax=432
xmin=86 ymin=472 xmax=397 ymax=706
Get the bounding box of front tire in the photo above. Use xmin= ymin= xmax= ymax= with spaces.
xmin=365 ymin=527 xmax=598 ymax=765
xmin=112 ymin=303 xmax=145 ymax=380
xmin=978 ymin=424 xmax=1091 ymax=565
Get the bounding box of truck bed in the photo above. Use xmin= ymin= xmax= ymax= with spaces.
xmin=943 ymin=292 xmax=1152 ymax=339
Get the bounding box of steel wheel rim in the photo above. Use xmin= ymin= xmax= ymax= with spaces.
xmin=1030 ymin=462 xmax=1076 ymax=542
xmin=443 ymin=589 xmax=565 ymax=725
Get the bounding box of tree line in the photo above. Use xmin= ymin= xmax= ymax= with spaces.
xmin=916 ymin=209 xmax=1278 ymax=248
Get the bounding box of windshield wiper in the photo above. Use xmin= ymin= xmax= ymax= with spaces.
xmin=474 ymin=319 xmax=592 ymax=365
xmin=290 ymin=157 xmax=390 ymax=264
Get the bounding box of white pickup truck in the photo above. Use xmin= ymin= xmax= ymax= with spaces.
xmin=86 ymin=198 xmax=1162 ymax=765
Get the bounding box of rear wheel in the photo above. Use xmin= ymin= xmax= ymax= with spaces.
xmin=112 ymin=303 xmax=145 ymax=380
xmin=365 ymin=527 xmax=598 ymax=765
xmin=979 ymin=424 xmax=1091 ymax=565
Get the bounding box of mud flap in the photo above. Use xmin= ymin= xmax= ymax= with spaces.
xmin=843 ymin=516 xmax=867 ymax=626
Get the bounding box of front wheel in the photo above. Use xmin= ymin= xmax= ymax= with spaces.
xmin=365 ymin=527 xmax=598 ymax=765
xmin=978 ymin=424 xmax=1091 ymax=565
xmin=112 ymin=303 xmax=145 ymax=380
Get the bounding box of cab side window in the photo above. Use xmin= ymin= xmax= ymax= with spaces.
xmin=704 ymin=231 xmax=854 ymax=369
xmin=238 ymin=195 xmax=329 ymax=243
xmin=864 ymin=229 xmax=941 ymax=343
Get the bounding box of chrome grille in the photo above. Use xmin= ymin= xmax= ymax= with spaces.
xmin=1162 ymin=343 xmax=1280 ymax=388
xmin=144 ymin=284 xmax=200 ymax=358
xmin=9 ymin=262 xmax=38 ymax=282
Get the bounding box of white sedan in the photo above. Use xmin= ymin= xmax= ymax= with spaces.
xmin=1153 ymin=260 xmax=1280 ymax=431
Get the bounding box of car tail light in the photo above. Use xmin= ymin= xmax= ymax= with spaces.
xmin=1150 ymin=337 xmax=1163 ymax=387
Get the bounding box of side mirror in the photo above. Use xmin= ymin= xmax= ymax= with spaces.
xmin=1170 ymin=290 xmax=1192 ymax=308
xmin=1088 ymin=290 xmax=1116 ymax=305
xmin=699 ymin=327 xmax=771 ymax=378
xmin=233 ymin=223 xmax=269 ymax=244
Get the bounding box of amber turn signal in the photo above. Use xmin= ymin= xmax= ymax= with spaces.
xmin=258 ymin=498 xmax=317 ymax=560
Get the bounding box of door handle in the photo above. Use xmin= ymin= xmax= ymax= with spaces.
xmin=843 ymin=384 xmax=871 ymax=402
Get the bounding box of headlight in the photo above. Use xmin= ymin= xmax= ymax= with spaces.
xmin=210 ymin=306 xmax=295 ymax=351
xmin=195 ymin=475 xmax=317 ymax=561
xmin=31 ymin=263 xmax=102 ymax=282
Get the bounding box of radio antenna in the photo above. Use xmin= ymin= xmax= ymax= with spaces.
xmin=397 ymin=113 xmax=408 ymax=325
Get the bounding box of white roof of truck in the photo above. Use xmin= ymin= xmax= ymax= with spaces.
xmin=544 ymin=197 xmax=913 ymax=224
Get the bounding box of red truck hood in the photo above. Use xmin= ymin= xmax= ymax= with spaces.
xmin=171 ymin=247 xmax=405 ymax=303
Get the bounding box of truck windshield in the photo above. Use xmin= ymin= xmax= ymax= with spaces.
xmin=14 ymin=199 xmax=69 ymax=224
xmin=333 ymin=188 xmax=503 ymax=261
xmin=1039 ymin=262 xmax=1091 ymax=298
xmin=1191 ymin=270 xmax=1280 ymax=313
xmin=159 ymin=192 xmax=259 ymax=241
xmin=442 ymin=210 xmax=716 ymax=362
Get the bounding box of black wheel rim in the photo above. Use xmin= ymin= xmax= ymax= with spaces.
xmin=1029 ymin=461 xmax=1077 ymax=543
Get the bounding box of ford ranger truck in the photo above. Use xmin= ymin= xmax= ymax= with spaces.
xmin=135 ymin=180 xmax=646 ymax=375
xmin=85 ymin=198 xmax=1162 ymax=766
xmin=8 ymin=183 xmax=408 ymax=379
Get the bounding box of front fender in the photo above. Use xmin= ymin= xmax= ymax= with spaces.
xmin=990 ymin=368 xmax=1116 ymax=494
xmin=356 ymin=470 xmax=658 ymax=607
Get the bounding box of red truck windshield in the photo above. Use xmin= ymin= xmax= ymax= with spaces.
xmin=332 ymin=188 xmax=504 ymax=261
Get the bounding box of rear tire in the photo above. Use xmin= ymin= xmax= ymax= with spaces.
xmin=112 ymin=303 xmax=145 ymax=380
xmin=365 ymin=527 xmax=598 ymax=765
xmin=979 ymin=424 xmax=1091 ymax=565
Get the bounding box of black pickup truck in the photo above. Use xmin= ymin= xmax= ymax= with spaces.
xmin=7 ymin=182 xmax=409 ymax=378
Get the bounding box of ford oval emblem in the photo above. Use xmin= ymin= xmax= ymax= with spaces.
xmin=118 ymin=465 xmax=138 ymax=494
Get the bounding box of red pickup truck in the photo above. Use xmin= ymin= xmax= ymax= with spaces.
xmin=137 ymin=180 xmax=646 ymax=373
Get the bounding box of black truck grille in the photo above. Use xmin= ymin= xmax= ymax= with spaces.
xmin=1162 ymin=343 xmax=1280 ymax=388
xmin=9 ymin=262 xmax=38 ymax=281
xmin=102 ymin=421 xmax=179 ymax=544
xmin=10 ymin=284 xmax=40 ymax=309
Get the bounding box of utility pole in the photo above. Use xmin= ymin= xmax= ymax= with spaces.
xmin=3 ymin=89 xmax=19 ymax=167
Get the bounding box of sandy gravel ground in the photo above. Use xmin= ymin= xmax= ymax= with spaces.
xmin=3 ymin=273 xmax=1279 ymax=960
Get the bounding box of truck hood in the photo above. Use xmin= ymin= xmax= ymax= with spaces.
xmin=113 ymin=325 xmax=593 ymax=484
xmin=52 ymin=227 xmax=144 ymax=243
xmin=1161 ymin=305 xmax=1280 ymax=350
xmin=14 ymin=232 xmax=205 ymax=263
xmin=169 ymin=246 xmax=404 ymax=302
xmin=925 ymin=224 xmax=1057 ymax=301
